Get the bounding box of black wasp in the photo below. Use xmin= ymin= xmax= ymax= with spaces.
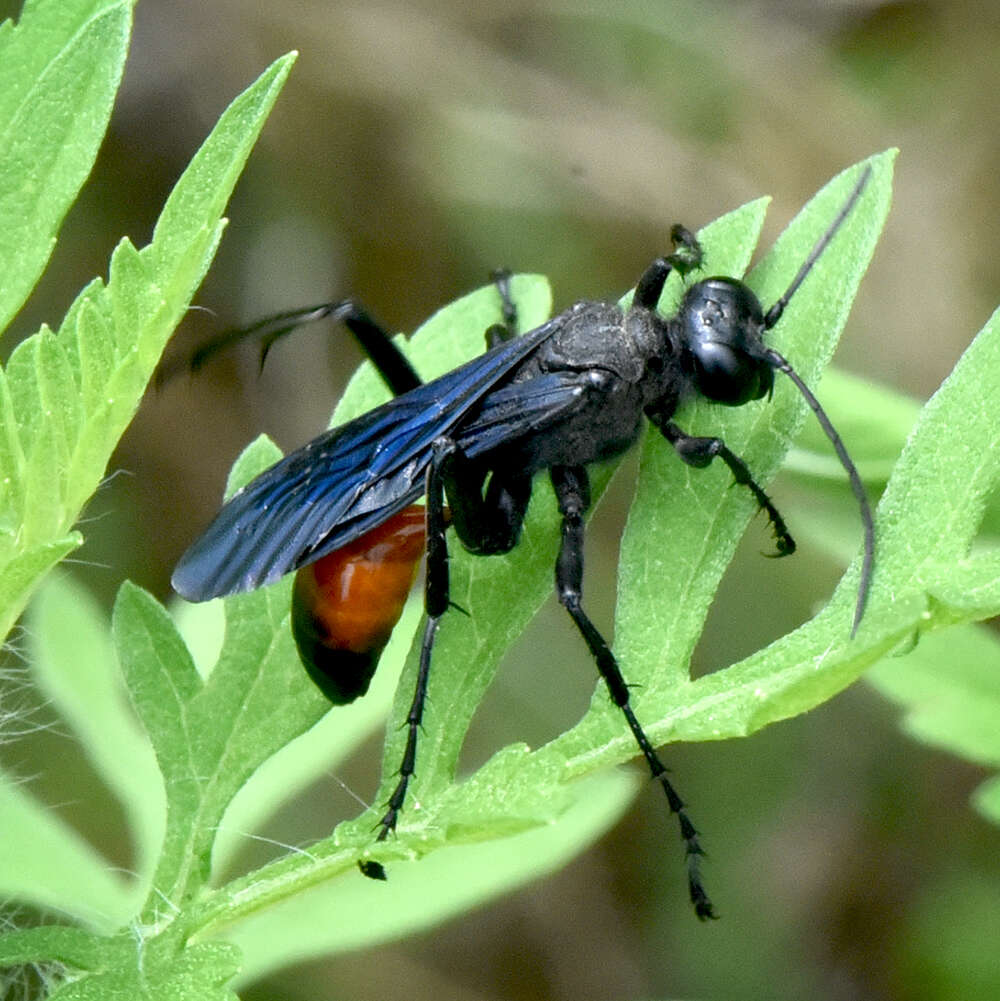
xmin=173 ymin=166 xmax=875 ymax=919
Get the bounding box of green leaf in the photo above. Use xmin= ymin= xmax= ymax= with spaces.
xmin=0 ymin=35 xmax=302 ymax=993
xmin=0 ymin=926 xmax=106 ymax=972
xmin=616 ymin=154 xmax=893 ymax=689
xmin=0 ymin=0 xmax=134 ymax=335
xmin=222 ymin=770 xmax=638 ymax=982
xmin=0 ymin=536 xmax=80 ymax=619
xmin=45 ymin=939 xmax=242 ymax=1001
xmin=565 ymin=155 xmax=1000 ymax=817
xmin=111 ymin=582 xmax=204 ymax=909
xmin=0 ymin=51 xmax=296 ymax=641
xmin=112 ymin=576 xmax=329 ymax=918
xmin=875 ymin=300 xmax=1000 ymax=615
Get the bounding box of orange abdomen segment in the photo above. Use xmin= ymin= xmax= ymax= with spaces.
xmin=291 ymin=506 xmax=426 ymax=704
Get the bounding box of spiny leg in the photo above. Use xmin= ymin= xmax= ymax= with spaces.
xmin=375 ymin=437 xmax=533 ymax=839
xmin=649 ymin=415 xmax=795 ymax=557
xmin=375 ymin=612 xmax=438 ymax=840
xmin=345 ymin=266 xmax=517 ymax=387
xmin=169 ymin=268 xmax=518 ymax=394
xmin=549 ymin=464 xmax=716 ymax=920
xmin=485 ymin=268 xmax=519 ymax=347
xmin=376 ymin=438 xmax=453 ymax=839
xmin=168 ymin=299 xmax=422 ymax=395
xmin=632 ymin=224 xmax=704 ymax=310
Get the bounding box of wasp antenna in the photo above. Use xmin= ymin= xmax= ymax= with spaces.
xmin=764 ymin=348 xmax=874 ymax=634
xmin=764 ymin=166 xmax=873 ymax=330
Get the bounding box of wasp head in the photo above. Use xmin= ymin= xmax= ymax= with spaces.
xmin=678 ymin=277 xmax=775 ymax=406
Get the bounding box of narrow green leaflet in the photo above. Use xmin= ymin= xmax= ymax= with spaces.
xmin=878 ymin=301 xmax=1000 ymax=616
xmin=620 ymin=155 xmax=892 ymax=685
xmin=593 ymin=181 xmax=1000 ymax=767
xmin=0 ymin=52 xmax=296 ymax=642
xmin=222 ymin=770 xmax=639 ymax=984
xmin=0 ymin=0 xmax=134 ymax=335
xmin=503 ymin=154 xmax=892 ymax=781
xmin=860 ymin=302 xmax=1000 ymax=827
xmin=113 ymin=574 xmax=336 ymax=924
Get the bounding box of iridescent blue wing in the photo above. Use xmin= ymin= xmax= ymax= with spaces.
xmin=172 ymin=319 xmax=565 ymax=600
xmin=456 ymin=370 xmax=591 ymax=458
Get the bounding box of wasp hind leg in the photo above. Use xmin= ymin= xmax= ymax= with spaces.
xmin=549 ymin=463 xmax=716 ymax=920
xmin=375 ymin=438 xmax=532 ymax=842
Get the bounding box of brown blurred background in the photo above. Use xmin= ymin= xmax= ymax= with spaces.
xmin=4 ymin=1 xmax=1000 ymax=999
